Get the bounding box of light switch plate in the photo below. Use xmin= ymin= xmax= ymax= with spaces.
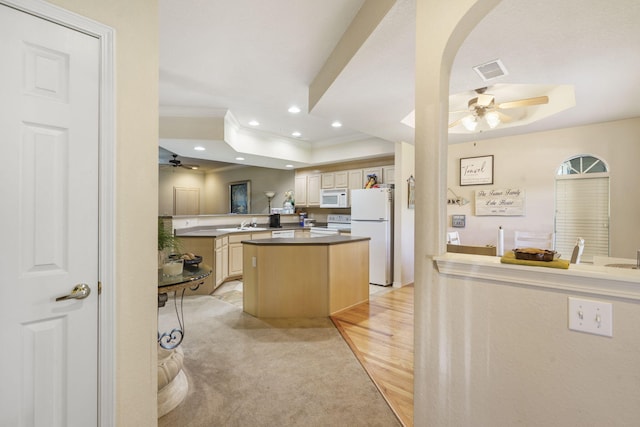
xmin=568 ymin=297 xmax=613 ymax=337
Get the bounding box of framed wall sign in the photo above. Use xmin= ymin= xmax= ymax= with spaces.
xmin=475 ymin=188 xmax=525 ymax=216
xmin=460 ymin=155 xmax=494 ymax=186
xmin=452 ymin=214 xmax=466 ymax=228
xmin=229 ymin=180 xmax=251 ymax=214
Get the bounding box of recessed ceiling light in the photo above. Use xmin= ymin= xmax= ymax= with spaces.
xmin=190 ymin=166 xmax=199 ymax=170
xmin=235 ymin=157 xmax=245 ymax=161
xmin=194 ymin=146 xmax=205 ymax=151
xmin=288 ymin=106 xmax=301 ymax=114
xmin=291 ymin=131 xmax=301 ymax=137
xmin=331 ymin=121 xmax=342 ymax=128
xmin=285 ymin=164 xmax=294 ymax=168
xmin=249 ymin=120 xmax=259 ymax=126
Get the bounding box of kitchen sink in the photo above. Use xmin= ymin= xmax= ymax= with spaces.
xmin=216 ymin=227 xmax=267 ymax=232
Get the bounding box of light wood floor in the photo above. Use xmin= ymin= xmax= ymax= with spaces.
xmin=331 ymin=285 xmax=414 ymax=427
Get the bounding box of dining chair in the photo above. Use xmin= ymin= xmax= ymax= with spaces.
xmin=447 ymin=231 xmax=461 ymax=245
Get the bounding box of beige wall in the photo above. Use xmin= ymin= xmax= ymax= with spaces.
xmin=160 ymin=166 xmax=295 ymax=215
xmin=447 ymin=117 xmax=640 ymax=257
xmin=159 ymin=168 xmax=206 ymax=216
xmin=416 ymin=1 xmax=640 ymax=426
xmin=394 ymin=141 xmax=415 ymax=286
xmin=48 ymin=0 xmax=159 ymax=424
xmin=204 ymin=167 xmax=295 ymax=214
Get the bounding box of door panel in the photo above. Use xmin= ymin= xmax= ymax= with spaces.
xmin=0 ymin=5 xmax=100 ymax=426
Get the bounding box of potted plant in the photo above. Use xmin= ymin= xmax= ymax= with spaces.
xmin=158 ymin=218 xmax=181 ymax=268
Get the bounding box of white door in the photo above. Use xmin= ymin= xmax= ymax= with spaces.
xmin=0 ymin=5 xmax=100 ymax=426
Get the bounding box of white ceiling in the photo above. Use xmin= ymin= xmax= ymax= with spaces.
xmin=159 ymin=0 xmax=640 ymax=170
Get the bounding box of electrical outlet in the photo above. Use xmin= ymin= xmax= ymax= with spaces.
xmin=568 ymin=297 xmax=613 ymax=337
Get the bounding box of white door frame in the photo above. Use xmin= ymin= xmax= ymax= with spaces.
xmin=1 ymin=0 xmax=116 ymax=425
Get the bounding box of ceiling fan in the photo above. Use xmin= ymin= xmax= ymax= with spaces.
xmin=167 ymin=154 xmax=199 ymax=170
xmin=449 ymin=87 xmax=549 ymax=131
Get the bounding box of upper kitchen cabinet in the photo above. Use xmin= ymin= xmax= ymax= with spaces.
xmin=307 ymin=174 xmax=321 ymax=206
xmin=295 ymin=173 xmax=321 ymax=207
xmin=322 ymin=171 xmax=348 ymax=189
xmin=294 ymin=157 xmax=394 ymax=207
xmin=334 ymin=171 xmax=349 ymax=188
xmin=382 ymin=166 xmax=395 ymax=185
xmin=348 ymin=169 xmax=363 ymax=191
xmin=294 ymin=175 xmax=308 ymax=206
xmin=321 ymin=172 xmax=335 ymax=189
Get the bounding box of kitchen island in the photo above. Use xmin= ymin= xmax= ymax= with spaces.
xmin=242 ymin=235 xmax=370 ymax=318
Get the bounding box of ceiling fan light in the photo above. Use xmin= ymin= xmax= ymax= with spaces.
xmin=461 ymin=115 xmax=478 ymax=131
xmin=485 ymin=111 xmax=501 ymax=128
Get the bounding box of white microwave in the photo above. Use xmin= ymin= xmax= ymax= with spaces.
xmin=320 ymin=188 xmax=348 ymax=208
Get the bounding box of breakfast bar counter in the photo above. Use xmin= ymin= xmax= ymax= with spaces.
xmin=242 ymin=236 xmax=370 ymax=318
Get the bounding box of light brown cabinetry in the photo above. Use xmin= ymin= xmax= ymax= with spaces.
xmin=214 ymin=236 xmax=228 ymax=287
xmin=294 ymin=175 xmax=308 ymax=206
xmin=242 ymin=238 xmax=369 ymax=317
xmin=307 ymin=174 xmax=321 ymax=206
xmin=334 ymin=171 xmax=349 ymax=188
xmin=295 ymin=173 xmax=321 ymax=207
xmin=179 ymin=236 xmax=215 ymax=295
xmin=228 ymin=233 xmax=250 ymax=277
xmin=321 ymin=170 xmax=351 ymax=189
xmin=382 ymin=166 xmax=395 ymax=185
xmin=321 ymin=172 xmax=335 ymax=189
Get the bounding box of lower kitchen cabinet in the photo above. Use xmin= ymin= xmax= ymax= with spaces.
xmin=228 ymin=233 xmax=250 ymax=277
xmin=178 ymin=236 xmax=215 ymax=295
xmin=214 ymin=236 xmax=228 ymax=287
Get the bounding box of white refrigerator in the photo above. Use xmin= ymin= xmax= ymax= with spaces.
xmin=350 ymin=188 xmax=393 ymax=286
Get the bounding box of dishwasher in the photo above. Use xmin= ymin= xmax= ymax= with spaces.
xmin=271 ymin=229 xmax=295 ymax=238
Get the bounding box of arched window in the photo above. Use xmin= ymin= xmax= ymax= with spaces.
xmin=555 ymin=155 xmax=609 ymax=262
xmin=557 ymin=154 xmax=607 ymax=175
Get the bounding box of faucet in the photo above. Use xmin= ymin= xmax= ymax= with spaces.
xmin=240 ymin=219 xmax=249 ymax=229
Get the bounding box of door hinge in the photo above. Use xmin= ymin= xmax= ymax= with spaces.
xmin=98 ymin=281 xmax=102 ymax=295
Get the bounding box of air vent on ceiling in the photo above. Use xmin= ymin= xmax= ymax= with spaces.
xmin=473 ymin=59 xmax=508 ymax=81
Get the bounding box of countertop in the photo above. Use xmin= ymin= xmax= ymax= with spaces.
xmin=243 ymin=235 xmax=369 ymax=246
xmin=175 ymin=224 xmax=313 ymax=237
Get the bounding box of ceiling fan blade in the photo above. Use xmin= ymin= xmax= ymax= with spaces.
xmin=180 ymin=163 xmax=200 ymax=170
xmin=449 ymin=109 xmax=470 ymax=115
xmin=497 ymin=111 xmax=513 ymax=123
xmin=448 ymin=117 xmax=464 ymax=128
xmin=497 ymin=95 xmax=549 ymax=110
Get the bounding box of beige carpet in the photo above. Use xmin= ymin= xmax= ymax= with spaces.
xmin=158 ymin=294 xmax=401 ymax=427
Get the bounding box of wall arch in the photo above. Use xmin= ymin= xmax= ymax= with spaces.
xmin=413 ymin=0 xmax=501 ymax=425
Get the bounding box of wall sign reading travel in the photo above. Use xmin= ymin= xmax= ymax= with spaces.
xmin=460 ymin=155 xmax=493 ymax=186
xmin=475 ymin=188 xmax=525 ymax=216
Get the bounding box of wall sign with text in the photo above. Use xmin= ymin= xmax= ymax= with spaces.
xmin=460 ymin=155 xmax=493 ymax=186
xmin=475 ymin=188 xmax=525 ymax=216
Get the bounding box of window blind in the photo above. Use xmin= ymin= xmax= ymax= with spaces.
xmin=555 ymin=176 xmax=609 ymax=262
